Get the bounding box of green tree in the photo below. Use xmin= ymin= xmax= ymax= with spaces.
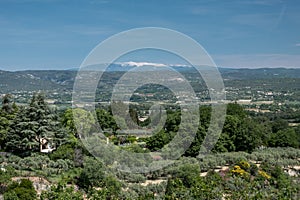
xmin=4 ymin=179 xmax=36 ymax=200
xmin=2 ymin=94 xmax=14 ymax=114
xmin=5 ymin=93 xmax=67 ymax=153
xmin=269 ymin=128 xmax=299 ymax=148
xmin=164 ymin=110 xmax=181 ymax=132
xmin=199 ymin=105 xmax=212 ymax=130
xmin=213 ymin=132 xmax=235 ymax=153
xmin=235 ymin=118 xmax=263 ymax=152
xmin=71 ymin=108 xmax=96 ymax=138
xmin=87 ymin=176 xmax=122 ymax=200
xmin=227 ymin=103 xmax=246 ymax=119
xmin=95 ymin=108 xmax=118 ymax=134
xmin=0 ymin=114 xmax=11 ymax=150
xmin=77 ymin=157 xmax=105 ymax=191
xmin=184 ymin=126 xmax=206 ymax=157
xmin=165 ymin=178 xmax=187 ymax=199
xmin=271 ymin=119 xmax=289 ymax=133
xmin=0 ymin=94 xmax=17 ymax=150
xmin=40 ymin=183 xmax=83 ymax=200
xmin=145 ymin=130 xmax=175 ymax=151
xmin=212 ymin=115 xmax=240 ymax=153
xmin=0 ymin=166 xmax=16 ymax=194
xmin=61 ymin=108 xmax=78 ymax=138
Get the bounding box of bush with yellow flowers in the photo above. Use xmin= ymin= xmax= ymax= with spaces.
xmin=258 ymin=170 xmax=271 ymax=180
xmin=238 ymin=160 xmax=250 ymax=170
xmin=231 ymin=160 xmax=251 ymax=178
xmin=231 ymin=165 xmax=249 ymax=178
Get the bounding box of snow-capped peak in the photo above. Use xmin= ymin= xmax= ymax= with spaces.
xmin=119 ymin=61 xmax=168 ymax=67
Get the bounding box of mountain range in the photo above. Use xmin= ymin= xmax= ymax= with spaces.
xmin=1 ymin=63 xmax=300 ymax=93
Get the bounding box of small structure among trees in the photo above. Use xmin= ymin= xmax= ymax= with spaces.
xmin=39 ymin=138 xmax=56 ymax=153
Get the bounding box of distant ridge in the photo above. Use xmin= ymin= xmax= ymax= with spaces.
xmin=3 ymin=62 xmax=300 ymax=72
xmin=1 ymin=64 xmax=300 ymax=93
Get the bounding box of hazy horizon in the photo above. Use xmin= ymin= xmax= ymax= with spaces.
xmin=2 ymin=61 xmax=300 ymax=72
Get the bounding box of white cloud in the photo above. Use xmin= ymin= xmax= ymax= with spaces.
xmin=295 ymin=43 xmax=300 ymax=46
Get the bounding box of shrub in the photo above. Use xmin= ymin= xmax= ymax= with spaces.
xmin=117 ymin=172 xmax=146 ymax=183
xmin=40 ymin=183 xmax=83 ymax=200
xmin=231 ymin=165 xmax=249 ymax=177
xmin=77 ymin=157 xmax=105 ymax=190
xmin=4 ymin=179 xmax=36 ymax=200
xmin=0 ymin=166 xmax=16 ymax=186
xmin=49 ymin=144 xmax=75 ymax=161
xmin=258 ymin=170 xmax=271 ymax=180
xmin=238 ymin=160 xmax=250 ymax=171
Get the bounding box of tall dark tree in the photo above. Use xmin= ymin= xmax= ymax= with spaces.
xmin=184 ymin=126 xmax=206 ymax=157
xmin=0 ymin=113 xmax=10 ymax=150
xmin=95 ymin=108 xmax=118 ymax=134
xmin=226 ymin=103 xmax=246 ymax=119
xmin=235 ymin=118 xmax=263 ymax=152
xmin=1 ymin=94 xmax=13 ymax=113
xmin=5 ymin=93 xmax=67 ymax=153
xmin=0 ymin=94 xmax=17 ymax=150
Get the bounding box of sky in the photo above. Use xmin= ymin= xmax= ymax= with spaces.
xmin=0 ymin=0 xmax=300 ymax=70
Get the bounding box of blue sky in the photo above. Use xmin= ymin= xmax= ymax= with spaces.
xmin=0 ymin=0 xmax=300 ymax=70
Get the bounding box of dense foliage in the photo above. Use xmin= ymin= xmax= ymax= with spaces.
xmin=0 ymin=94 xmax=299 ymax=199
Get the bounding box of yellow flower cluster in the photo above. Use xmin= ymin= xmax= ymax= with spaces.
xmin=231 ymin=160 xmax=271 ymax=180
xmin=239 ymin=160 xmax=250 ymax=169
xmin=231 ymin=165 xmax=249 ymax=176
xmin=258 ymin=170 xmax=271 ymax=179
